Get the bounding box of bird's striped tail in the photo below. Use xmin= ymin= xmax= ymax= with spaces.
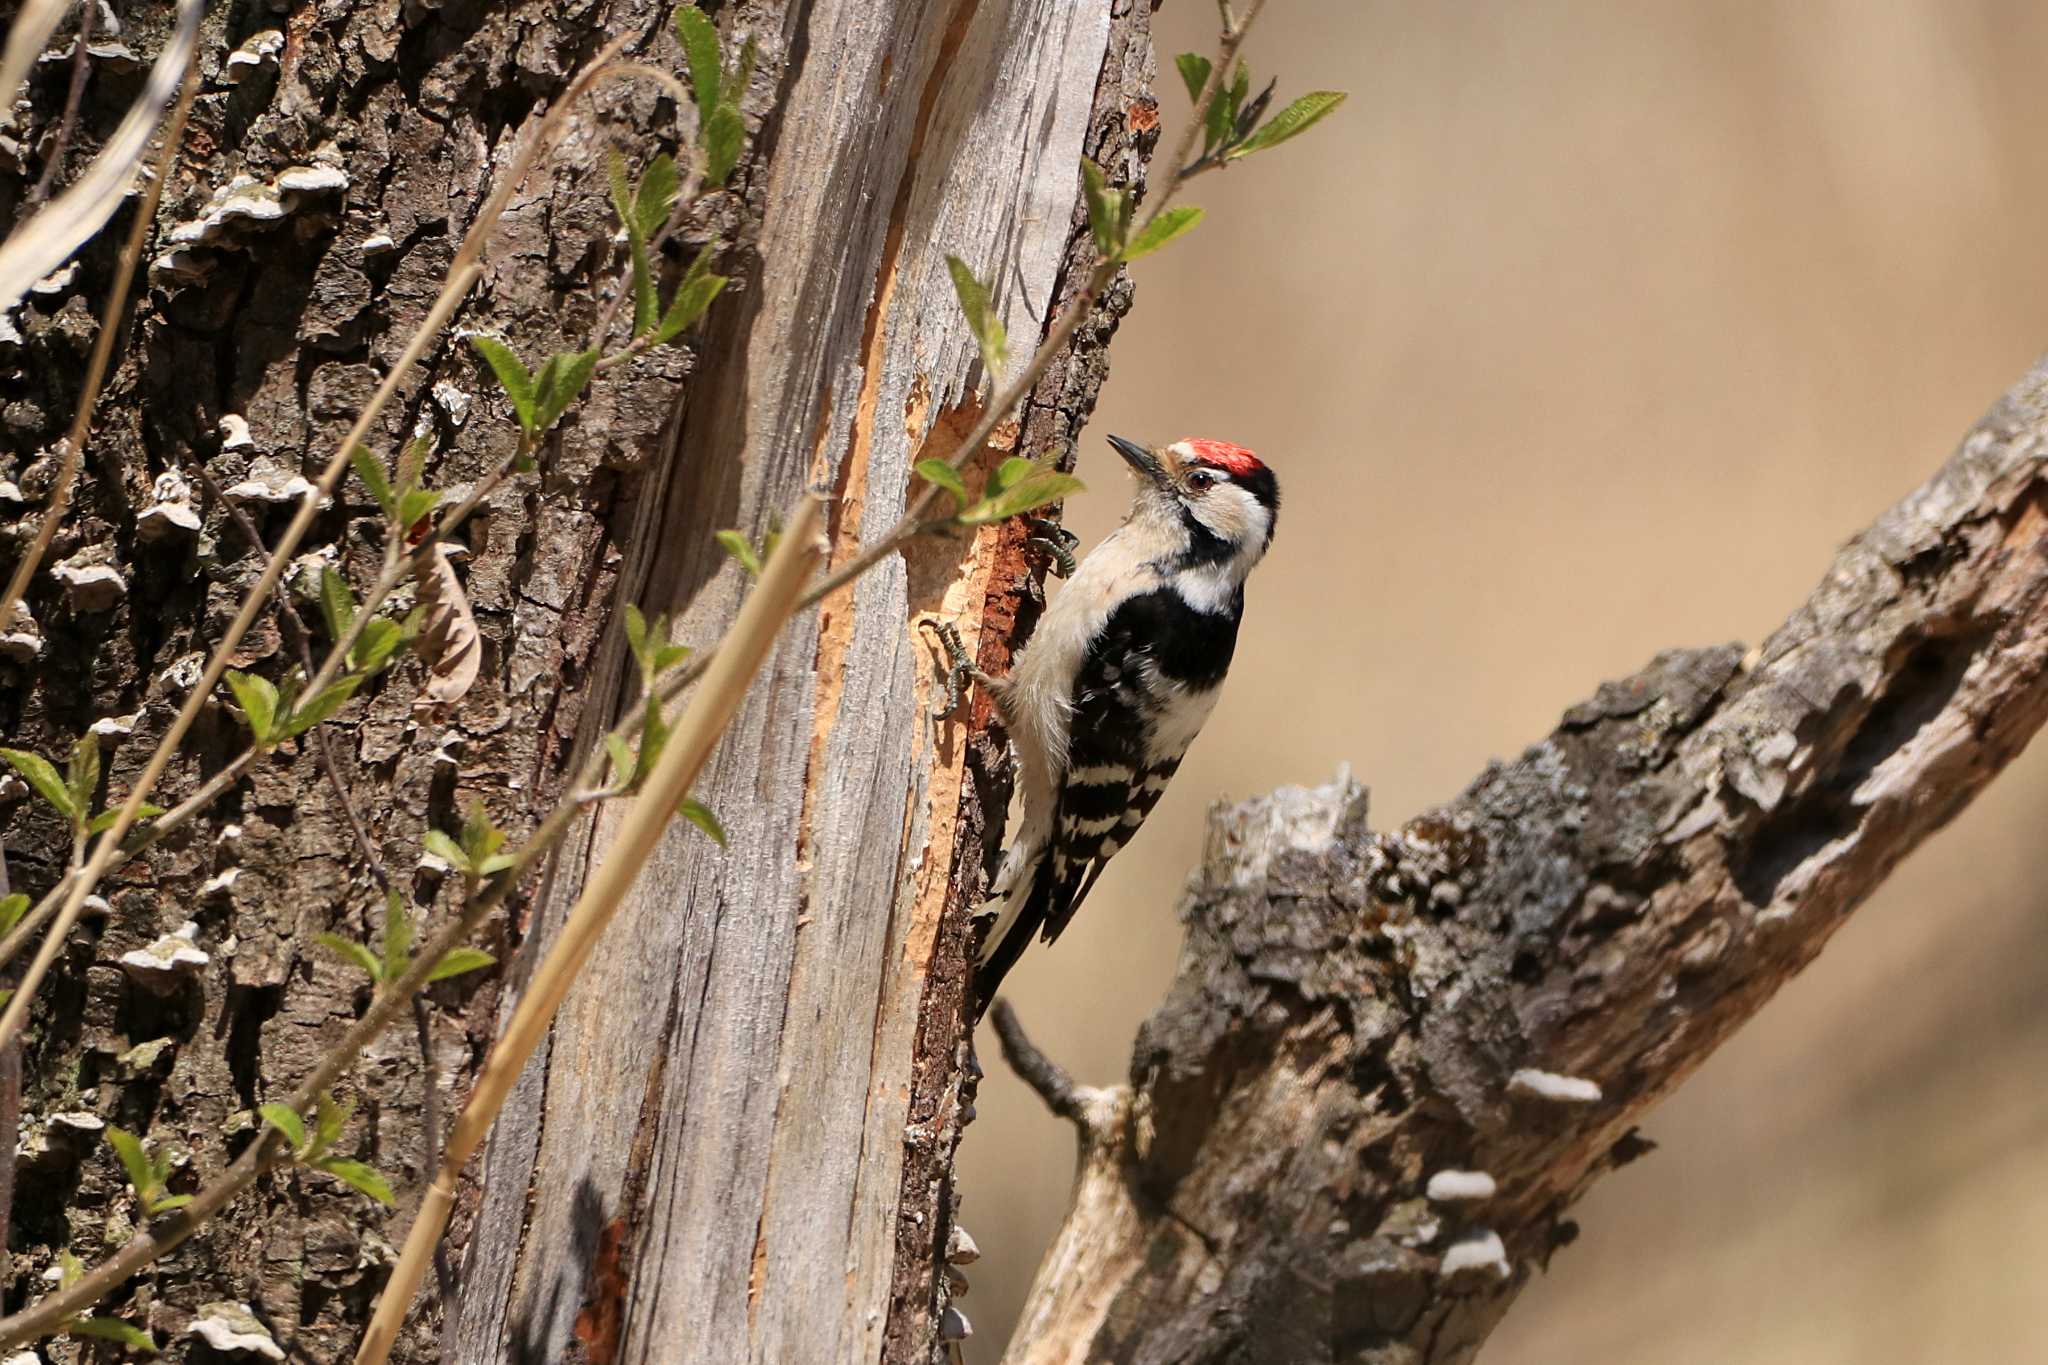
xmin=971 ymin=832 xmax=1054 ymax=1023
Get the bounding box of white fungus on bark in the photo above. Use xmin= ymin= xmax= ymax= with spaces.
xmin=1440 ymin=1231 xmax=1511 ymax=1280
xmin=88 ymin=712 xmax=139 ymax=742
xmin=218 ymin=413 xmax=255 ymax=450
xmin=187 ymin=1302 xmax=286 ymax=1360
xmin=119 ymin=922 xmax=209 ymax=988
xmin=277 ymin=164 xmax=349 ymax=195
xmin=50 ymin=555 xmax=126 ymax=611
xmin=225 ymin=456 xmax=318 ymax=506
xmin=138 ymin=470 xmax=202 ymax=542
xmin=223 ymin=29 xmax=283 ymax=83
xmin=945 ymin=1222 xmax=980 ymax=1264
xmin=1508 ymin=1068 xmax=1602 ymax=1104
xmin=433 ymin=379 xmax=471 ymax=425
xmin=1425 ymin=1169 xmax=1497 ymax=1202
xmin=0 ymin=612 xmax=41 ymax=662
xmin=938 ymin=1307 xmax=972 ymax=1341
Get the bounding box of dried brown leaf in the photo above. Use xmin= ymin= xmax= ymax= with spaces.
xmin=413 ymin=547 xmax=481 ymax=710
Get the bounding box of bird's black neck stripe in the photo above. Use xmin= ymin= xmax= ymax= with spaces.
xmin=1175 ymin=508 xmax=1235 ymax=568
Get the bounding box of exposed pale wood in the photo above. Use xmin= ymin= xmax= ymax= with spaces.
xmin=449 ymin=4 xmax=1133 ymax=1363
xmin=1002 ymin=358 xmax=2048 ymax=1364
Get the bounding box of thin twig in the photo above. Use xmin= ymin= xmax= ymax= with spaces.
xmin=187 ymin=461 xmax=395 ymax=892
xmin=989 ymin=1000 xmax=1084 ymax=1125
xmin=25 ymin=0 xmax=93 ymax=207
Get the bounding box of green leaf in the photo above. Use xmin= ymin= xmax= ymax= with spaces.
xmin=654 ymin=245 xmax=727 ymax=344
xmin=703 ymin=103 xmax=745 ymax=188
xmin=67 ymin=733 xmax=99 ymax=824
xmin=315 ymin=933 xmax=383 ymax=984
xmin=1078 ymin=158 xmax=1122 ymax=258
xmin=2 ymin=747 xmax=76 ymax=821
xmin=915 ymin=458 xmax=967 ymax=508
xmin=1120 ymin=205 xmax=1205 ymax=262
xmin=87 ymin=804 xmax=164 ymax=836
xmin=58 ymin=1249 xmax=83 ymax=1287
xmin=380 ymin=889 xmax=414 ymax=985
xmin=471 ymin=335 xmax=538 ymax=432
xmin=224 ymin=671 xmax=280 ymax=746
xmin=1227 ymin=60 xmax=1250 ymax=121
xmin=1203 ymin=60 xmax=1243 ymax=153
xmin=533 ymin=348 xmax=601 ymax=433
xmin=69 ymin=1317 xmax=156 ymax=1352
xmin=674 ymin=3 xmax=724 ymax=123
xmin=397 ymin=432 xmax=433 ymax=497
xmin=310 ymin=1091 xmax=350 ymax=1162
xmin=106 ymin=1126 xmax=158 ymax=1200
xmin=945 ymin=255 xmax=1008 ymax=381
xmin=637 ymin=702 xmax=670 ymax=784
xmin=1230 ymin=90 xmax=1348 ymax=159
xmin=422 ymin=829 xmax=469 ymax=874
xmin=627 ymin=232 xmax=658 ymax=338
xmin=715 ymin=530 xmax=762 ymax=577
xmin=956 ymin=471 xmax=1086 ymax=526
xmin=350 ymin=617 xmax=405 ymax=674
xmin=724 ymin=34 xmax=758 ymax=107
xmin=1175 ymin=52 xmax=1213 ymax=105
xmin=146 ymin=1192 xmax=193 ymax=1214
xmin=395 ymin=487 xmax=441 ymax=532
xmin=624 ymin=602 xmax=651 ymax=667
xmin=653 ymin=643 xmax=692 ymax=674
xmin=348 ymin=444 xmax=397 ymax=518
xmin=318 ymin=569 xmax=356 ymax=643
xmin=605 ymin=734 xmax=635 ymax=788
xmin=258 ymin=1102 xmax=307 ymax=1152
xmin=426 ymin=946 xmax=497 ymax=983
xmin=280 ymin=674 xmax=365 ymax=739
xmin=313 ymin=1156 xmax=395 ymax=1206
xmin=460 ymin=803 xmax=507 ymax=868
xmin=677 ymin=797 xmax=726 ymax=846
xmin=0 ymin=894 xmax=28 ymax=937
xmin=990 ymin=456 xmax=1037 ymax=493
xmin=635 ymin=153 xmax=680 ymax=242
xmin=607 ymin=148 xmax=636 ymax=236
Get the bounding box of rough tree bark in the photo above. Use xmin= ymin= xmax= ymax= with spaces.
xmin=0 ymin=0 xmax=1154 ymax=1361
xmin=996 ymin=358 xmax=2048 ymax=1365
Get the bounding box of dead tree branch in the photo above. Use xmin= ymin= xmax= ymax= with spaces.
xmin=1001 ymin=357 xmax=2048 ymax=1365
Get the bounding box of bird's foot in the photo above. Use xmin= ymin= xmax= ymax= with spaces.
xmin=919 ymin=618 xmax=978 ymax=719
xmin=1025 ymin=518 xmax=1079 ymax=579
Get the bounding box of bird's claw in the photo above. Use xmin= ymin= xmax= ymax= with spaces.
xmin=919 ymin=618 xmax=976 ymax=719
xmin=1025 ymin=518 xmax=1078 ymax=578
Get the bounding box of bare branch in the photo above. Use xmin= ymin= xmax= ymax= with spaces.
xmin=990 ymin=1000 xmax=1088 ymax=1128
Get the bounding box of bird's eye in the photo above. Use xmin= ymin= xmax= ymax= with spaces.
xmin=1185 ymin=469 xmax=1216 ymax=493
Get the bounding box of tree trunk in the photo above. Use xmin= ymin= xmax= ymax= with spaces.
xmin=0 ymin=1 xmax=1152 ymax=1361
xmin=996 ymin=358 xmax=2048 ymax=1364
xmin=446 ymin=5 xmax=1157 ymax=1365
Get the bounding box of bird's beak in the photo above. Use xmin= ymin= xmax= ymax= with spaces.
xmin=1107 ymin=434 xmax=1171 ymax=489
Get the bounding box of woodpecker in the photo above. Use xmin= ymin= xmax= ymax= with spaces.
xmin=933 ymin=434 xmax=1280 ymax=1020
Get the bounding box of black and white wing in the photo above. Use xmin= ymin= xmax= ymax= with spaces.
xmin=980 ymin=588 xmax=1240 ymax=1005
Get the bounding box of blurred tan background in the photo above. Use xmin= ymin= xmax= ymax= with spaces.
xmin=957 ymin=2 xmax=2048 ymax=1360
